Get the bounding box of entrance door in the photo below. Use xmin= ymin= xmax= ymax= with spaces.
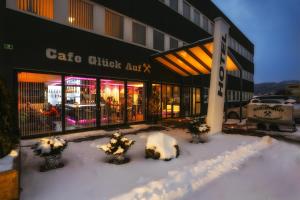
xmin=161 ymin=84 xmax=181 ymax=118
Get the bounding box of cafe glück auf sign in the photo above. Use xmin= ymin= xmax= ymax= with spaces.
xmin=46 ymin=48 xmax=151 ymax=74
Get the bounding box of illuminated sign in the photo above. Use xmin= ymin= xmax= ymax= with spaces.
xmin=45 ymin=48 xmax=151 ymax=74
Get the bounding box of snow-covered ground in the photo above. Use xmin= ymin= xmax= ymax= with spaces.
xmin=20 ymin=128 xmax=300 ymax=200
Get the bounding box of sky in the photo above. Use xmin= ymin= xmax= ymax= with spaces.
xmin=212 ymin=0 xmax=300 ymax=83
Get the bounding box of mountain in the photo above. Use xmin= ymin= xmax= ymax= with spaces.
xmin=254 ymin=80 xmax=300 ymax=95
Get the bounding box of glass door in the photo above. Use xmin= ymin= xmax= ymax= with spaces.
xmin=161 ymin=84 xmax=181 ymax=118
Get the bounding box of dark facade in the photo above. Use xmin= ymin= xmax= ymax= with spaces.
xmin=1 ymin=0 xmax=254 ymax=138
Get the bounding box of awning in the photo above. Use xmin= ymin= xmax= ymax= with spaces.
xmin=151 ymin=37 xmax=240 ymax=77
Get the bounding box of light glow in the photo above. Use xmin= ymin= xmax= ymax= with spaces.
xmin=165 ymin=54 xmax=198 ymax=75
xmin=155 ymin=57 xmax=189 ymax=77
xmin=177 ymin=50 xmax=210 ymax=74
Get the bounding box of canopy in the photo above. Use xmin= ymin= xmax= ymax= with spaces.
xmin=151 ymin=37 xmax=240 ymax=77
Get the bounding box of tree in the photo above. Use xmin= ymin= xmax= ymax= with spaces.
xmin=148 ymin=88 xmax=161 ymax=123
xmin=0 ymin=79 xmax=18 ymax=158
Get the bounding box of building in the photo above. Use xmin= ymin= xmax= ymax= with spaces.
xmin=0 ymin=0 xmax=254 ymax=138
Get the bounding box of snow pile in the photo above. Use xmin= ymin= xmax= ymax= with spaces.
xmin=112 ymin=136 xmax=274 ymax=200
xmin=145 ymin=132 xmax=179 ymax=160
xmin=32 ymin=137 xmax=67 ymax=156
xmin=0 ymin=150 xmax=18 ymax=172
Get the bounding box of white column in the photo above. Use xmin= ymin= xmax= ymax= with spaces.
xmin=178 ymin=0 xmax=183 ymax=15
xmin=124 ymin=17 xmax=132 ymax=42
xmin=165 ymin=35 xmax=170 ymax=50
xmin=146 ymin=27 xmax=153 ymax=49
xmin=206 ymin=17 xmax=230 ymax=134
xmin=6 ymin=0 xmax=17 ymax=10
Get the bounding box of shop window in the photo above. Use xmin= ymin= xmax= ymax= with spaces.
xmin=183 ymin=1 xmax=191 ymax=19
xmin=182 ymin=87 xmax=191 ymax=117
xmin=105 ymin=10 xmax=124 ymax=39
xmin=18 ymin=72 xmax=62 ymax=137
xmin=153 ymin=30 xmax=165 ymax=51
xmin=173 ymin=86 xmax=180 ymax=117
xmin=193 ymin=9 xmax=201 ymax=26
xmin=192 ymin=88 xmax=201 ymax=115
xmin=17 ymin=0 xmax=54 ymax=19
xmin=68 ymin=0 xmax=93 ymax=30
xmin=162 ymin=85 xmax=167 ymax=119
xmin=150 ymin=84 xmax=162 ymax=119
xmin=127 ymin=82 xmax=145 ymax=122
xmin=132 ymin=22 xmax=146 ymax=46
xmin=170 ymin=37 xmax=179 ymax=49
xmin=100 ymin=79 xmax=125 ymax=126
xmin=169 ymin=0 xmax=178 ymax=12
xmin=162 ymin=85 xmax=181 ymax=118
xmin=65 ymin=76 xmax=97 ymax=130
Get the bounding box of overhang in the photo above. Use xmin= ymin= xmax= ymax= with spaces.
xmin=151 ymin=37 xmax=240 ymax=77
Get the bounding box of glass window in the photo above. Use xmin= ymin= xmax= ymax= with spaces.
xmin=183 ymin=87 xmax=191 ymax=117
xmin=68 ymin=0 xmax=93 ymax=30
xmin=202 ymin=15 xmax=209 ymax=31
xmin=17 ymin=0 xmax=54 ymax=19
xmin=192 ymin=88 xmax=201 ymax=115
xmin=162 ymin=85 xmax=167 ymax=119
xmin=132 ymin=22 xmax=146 ymax=46
xmin=173 ymin=86 xmax=180 ymax=117
xmin=105 ymin=10 xmax=124 ymax=39
xmin=169 ymin=0 xmax=178 ymax=12
xmin=100 ymin=79 xmax=125 ymax=126
xmin=18 ymin=72 xmax=62 ymax=137
xmin=150 ymin=84 xmax=162 ymax=119
xmin=170 ymin=37 xmax=179 ymax=49
xmin=183 ymin=1 xmax=191 ymax=19
xmin=65 ymin=77 xmax=96 ymax=130
xmin=193 ymin=9 xmax=201 ymax=26
xmin=127 ymin=82 xmax=145 ymax=122
xmin=153 ymin=30 xmax=165 ymax=51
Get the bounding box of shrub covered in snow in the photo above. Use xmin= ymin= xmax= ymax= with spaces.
xmin=188 ymin=116 xmax=210 ymax=143
xmin=98 ymin=132 xmax=135 ymax=164
xmin=145 ymin=132 xmax=179 ymax=161
xmin=32 ymin=137 xmax=67 ymax=157
xmin=32 ymin=137 xmax=67 ymax=172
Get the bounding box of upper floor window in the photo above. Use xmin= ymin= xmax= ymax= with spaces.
xmin=170 ymin=37 xmax=179 ymax=49
xmin=193 ymin=9 xmax=201 ymax=26
xmin=17 ymin=0 xmax=54 ymax=19
xmin=202 ymin=15 xmax=209 ymax=31
xmin=132 ymin=22 xmax=146 ymax=46
xmin=169 ymin=0 xmax=178 ymax=12
xmin=183 ymin=1 xmax=191 ymax=19
xmin=153 ymin=30 xmax=165 ymax=51
xmin=105 ymin=10 xmax=124 ymax=39
xmin=68 ymin=0 xmax=93 ymax=30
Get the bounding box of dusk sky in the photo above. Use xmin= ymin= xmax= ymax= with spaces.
xmin=212 ymin=0 xmax=300 ymax=83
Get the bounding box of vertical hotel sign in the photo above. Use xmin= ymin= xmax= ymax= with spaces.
xmin=207 ymin=18 xmax=230 ymax=134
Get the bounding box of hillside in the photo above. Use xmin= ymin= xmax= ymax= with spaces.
xmin=254 ymin=80 xmax=300 ymax=95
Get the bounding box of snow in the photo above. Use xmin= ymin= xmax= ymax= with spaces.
xmin=0 ymin=150 xmax=18 ymax=172
xmin=34 ymin=137 xmax=66 ymax=155
xmin=146 ymin=132 xmax=178 ymax=160
xmin=20 ymin=128 xmax=300 ymax=200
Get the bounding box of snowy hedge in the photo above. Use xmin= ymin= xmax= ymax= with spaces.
xmin=145 ymin=132 xmax=179 ymax=161
xmin=32 ymin=137 xmax=67 ymax=157
xmin=98 ymin=132 xmax=135 ymax=164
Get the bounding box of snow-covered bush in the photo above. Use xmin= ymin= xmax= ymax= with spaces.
xmin=98 ymin=132 xmax=135 ymax=164
xmin=188 ymin=117 xmax=210 ymax=143
xmin=32 ymin=137 xmax=67 ymax=157
xmin=32 ymin=137 xmax=67 ymax=172
xmin=145 ymin=132 xmax=179 ymax=161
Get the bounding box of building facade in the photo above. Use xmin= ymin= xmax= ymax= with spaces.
xmin=0 ymin=0 xmax=254 ymax=138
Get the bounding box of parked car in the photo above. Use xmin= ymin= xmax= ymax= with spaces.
xmin=226 ymin=95 xmax=300 ymax=124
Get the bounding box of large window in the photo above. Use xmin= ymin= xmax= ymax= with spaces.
xmin=183 ymin=1 xmax=191 ymax=19
xmin=17 ymin=0 xmax=54 ymax=19
xmin=132 ymin=22 xmax=146 ymax=46
xmin=100 ymin=79 xmax=125 ymax=126
xmin=105 ymin=10 xmax=124 ymax=39
xmin=65 ymin=76 xmax=97 ymax=130
xmin=127 ymin=82 xmax=145 ymax=122
xmin=150 ymin=84 xmax=162 ymax=119
xmin=162 ymin=85 xmax=180 ymax=118
xmin=153 ymin=30 xmax=165 ymax=51
xmin=68 ymin=0 xmax=93 ymax=30
xmin=202 ymin=15 xmax=209 ymax=32
xmin=192 ymin=88 xmax=201 ymax=115
xmin=170 ymin=37 xmax=179 ymax=49
xmin=18 ymin=72 xmax=62 ymax=137
xmin=169 ymin=0 xmax=178 ymax=12
xmin=193 ymin=9 xmax=201 ymax=26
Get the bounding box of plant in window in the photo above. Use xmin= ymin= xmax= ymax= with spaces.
xmin=32 ymin=137 xmax=67 ymax=172
xmin=188 ymin=116 xmax=210 ymax=143
xmin=98 ymin=132 xmax=135 ymax=164
xmin=0 ymin=79 xmax=18 ymax=159
xmin=148 ymin=89 xmax=161 ymax=123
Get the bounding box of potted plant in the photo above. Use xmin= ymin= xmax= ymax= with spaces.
xmin=98 ymin=132 xmax=135 ymax=164
xmin=32 ymin=137 xmax=67 ymax=172
xmin=188 ymin=116 xmax=210 ymax=143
